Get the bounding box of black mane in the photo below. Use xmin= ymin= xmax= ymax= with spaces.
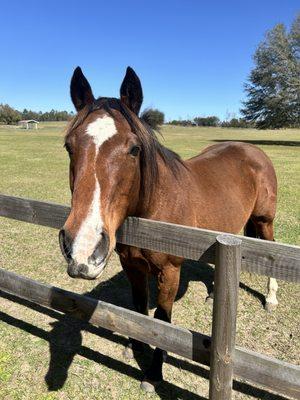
xmin=66 ymin=97 xmax=184 ymax=204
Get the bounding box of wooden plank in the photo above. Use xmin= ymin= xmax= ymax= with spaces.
xmin=117 ymin=217 xmax=300 ymax=283
xmin=209 ymin=235 xmax=242 ymax=400
xmin=0 ymin=266 xmax=210 ymax=365
xmin=234 ymin=348 xmax=300 ymax=399
xmin=0 ymin=267 xmax=299 ymax=398
xmin=0 ymin=193 xmax=69 ymax=228
xmin=0 ymin=194 xmax=300 ymax=282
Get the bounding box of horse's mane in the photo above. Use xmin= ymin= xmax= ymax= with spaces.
xmin=66 ymin=97 xmax=184 ymax=204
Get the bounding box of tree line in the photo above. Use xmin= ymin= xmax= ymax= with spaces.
xmin=167 ymin=116 xmax=251 ymax=128
xmin=139 ymin=109 xmax=252 ymax=128
xmin=0 ymin=102 xmax=250 ymax=128
xmin=0 ymin=104 xmax=73 ymax=125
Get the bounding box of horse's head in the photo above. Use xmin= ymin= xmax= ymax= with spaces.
xmin=59 ymin=66 xmax=145 ymax=279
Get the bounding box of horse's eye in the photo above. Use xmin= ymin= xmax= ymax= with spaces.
xmin=64 ymin=143 xmax=73 ymax=156
xmin=129 ymin=145 xmax=140 ymax=157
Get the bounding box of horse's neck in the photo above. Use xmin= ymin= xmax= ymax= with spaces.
xmin=135 ymin=157 xmax=190 ymax=219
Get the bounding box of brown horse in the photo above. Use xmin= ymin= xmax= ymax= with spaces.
xmin=59 ymin=66 xmax=278 ymax=392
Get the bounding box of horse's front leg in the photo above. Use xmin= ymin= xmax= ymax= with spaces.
xmin=120 ymin=256 xmax=149 ymax=359
xmin=141 ymin=261 xmax=181 ymax=392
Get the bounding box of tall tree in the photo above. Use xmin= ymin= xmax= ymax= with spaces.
xmin=241 ymin=15 xmax=300 ymax=128
xmin=140 ymin=108 xmax=165 ymax=129
xmin=0 ymin=104 xmax=21 ymax=124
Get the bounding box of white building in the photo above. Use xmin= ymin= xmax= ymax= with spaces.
xmin=18 ymin=120 xmax=39 ymax=130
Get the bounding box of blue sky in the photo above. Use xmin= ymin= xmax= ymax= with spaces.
xmin=0 ymin=0 xmax=299 ymax=120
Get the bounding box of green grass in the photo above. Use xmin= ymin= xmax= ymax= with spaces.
xmin=0 ymin=122 xmax=299 ymax=399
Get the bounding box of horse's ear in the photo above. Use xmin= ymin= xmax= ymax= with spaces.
xmin=120 ymin=67 xmax=143 ymax=115
xmin=70 ymin=67 xmax=95 ymax=112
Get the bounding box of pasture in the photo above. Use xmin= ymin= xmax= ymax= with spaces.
xmin=0 ymin=122 xmax=299 ymax=400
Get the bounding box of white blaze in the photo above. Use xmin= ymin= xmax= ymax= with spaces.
xmin=72 ymin=115 xmax=117 ymax=264
xmin=71 ymin=179 xmax=101 ymax=264
xmin=86 ymin=115 xmax=117 ymax=151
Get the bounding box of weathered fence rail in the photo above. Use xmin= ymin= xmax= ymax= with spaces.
xmin=0 ymin=194 xmax=299 ymax=282
xmin=0 ymin=267 xmax=299 ymax=399
xmin=0 ymin=194 xmax=300 ymax=399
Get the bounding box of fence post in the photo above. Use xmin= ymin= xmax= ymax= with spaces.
xmin=209 ymin=234 xmax=242 ymax=400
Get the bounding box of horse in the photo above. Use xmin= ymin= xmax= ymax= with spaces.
xmin=59 ymin=66 xmax=278 ymax=392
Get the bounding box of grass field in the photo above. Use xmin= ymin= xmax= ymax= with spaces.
xmin=0 ymin=122 xmax=299 ymax=400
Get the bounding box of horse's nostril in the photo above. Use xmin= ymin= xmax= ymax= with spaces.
xmin=77 ymin=263 xmax=88 ymax=275
xmin=90 ymin=246 xmax=101 ymax=262
xmin=59 ymin=229 xmax=73 ymax=261
xmin=89 ymin=231 xmax=110 ymax=264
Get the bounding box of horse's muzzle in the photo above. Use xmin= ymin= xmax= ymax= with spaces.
xmin=67 ymin=259 xmax=107 ymax=280
xmin=59 ymin=228 xmax=110 ymax=280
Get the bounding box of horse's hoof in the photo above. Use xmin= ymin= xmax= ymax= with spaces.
xmin=265 ymin=302 xmax=277 ymax=313
xmin=140 ymin=380 xmax=160 ymax=393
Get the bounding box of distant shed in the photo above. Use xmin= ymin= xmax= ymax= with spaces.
xmin=18 ymin=120 xmax=39 ymax=130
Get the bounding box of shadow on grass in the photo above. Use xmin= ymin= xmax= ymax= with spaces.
xmin=82 ymin=259 xmax=265 ymax=311
xmin=212 ymin=139 xmax=300 ymax=147
xmin=0 ymin=262 xmax=282 ymax=400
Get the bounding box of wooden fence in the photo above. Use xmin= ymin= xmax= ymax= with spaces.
xmin=0 ymin=194 xmax=299 ymax=399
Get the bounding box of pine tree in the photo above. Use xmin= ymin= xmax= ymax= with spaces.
xmin=241 ymin=15 xmax=300 ymax=129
